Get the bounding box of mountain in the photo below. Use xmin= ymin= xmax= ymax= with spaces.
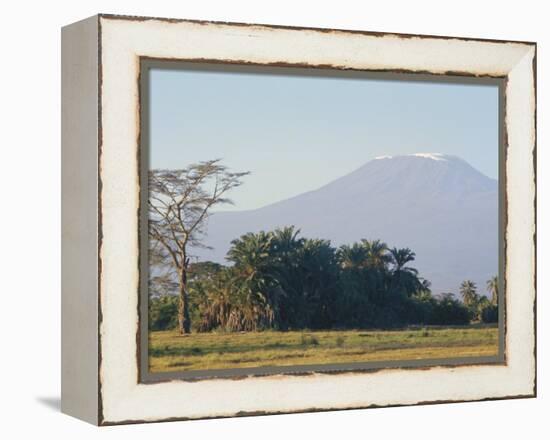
xmin=191 ymin=153 xmax=498 ymax=295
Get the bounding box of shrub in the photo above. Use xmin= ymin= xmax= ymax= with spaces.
xmin=149 ymin=295 xmax=178 ymax=331
xmin=480 ymin=304 xmax=498 ymax=323
xmin=428 ymin=293 xmax=471 ymax=325
xmin=405 ymin=292 xmax=436 ymax=325
xmin=301 ymin=334 xmax=319 ymax=346
xmin=335 ymin=336 xmax=346 ymax=347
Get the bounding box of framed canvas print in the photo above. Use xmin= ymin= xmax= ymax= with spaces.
xmin=61 ymin=14 xmax=536 ymax=425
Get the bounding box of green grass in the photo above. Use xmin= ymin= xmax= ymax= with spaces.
xmin=149 ymin=325 xmax=499 ymax=373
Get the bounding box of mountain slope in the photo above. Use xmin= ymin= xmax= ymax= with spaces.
xmin=191 ymin=153 xmax=498 ymax=294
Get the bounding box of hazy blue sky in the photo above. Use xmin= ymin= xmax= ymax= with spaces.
xmin=149 ymin=67 xmax=499 ymax=211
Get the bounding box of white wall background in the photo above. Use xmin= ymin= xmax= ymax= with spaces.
xmin=0 ymin=0 xmax=546 ymax=437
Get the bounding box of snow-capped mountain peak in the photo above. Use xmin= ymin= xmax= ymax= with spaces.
xmin=193 ymin=154 xmax=498 ymax=294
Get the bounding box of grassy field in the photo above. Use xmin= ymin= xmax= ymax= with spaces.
xmin=149 ymin=325 xmax=499 ymax=373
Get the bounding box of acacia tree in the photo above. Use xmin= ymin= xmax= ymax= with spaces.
xmin=148 ymin=160 xmax=248 ymax=334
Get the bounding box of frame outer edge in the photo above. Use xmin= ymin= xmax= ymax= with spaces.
xmin=531 ymin=44 xmax=537 ymax=398
xmin=95 ymin=15 xmax=537 ymax=425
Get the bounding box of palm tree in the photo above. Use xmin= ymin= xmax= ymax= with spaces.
xmin=195 ymin=268 xmax=235 ymax=332
xmin=337 ymin=243 xmax=368 ymax=269
xmin=296 ymin=238 xmax=338 ymax=328
xmin=389 ymin=247 xmax=417 ymax=274
xmin=226 ymin=231 xmax=280 ymax=330
xmin=227 ymin=231 xmax=273 ymax=271
xmin=420 ymin=278 xmax=432 ymax=292
xmin=388 ymin=247 xmax=423 ymax=297
xmin=271 ymin=226 xmax=303 ymax=256
xmin=269 ymin=226 xmax=303 ymax=294
xmin=361 ymin=239 xmax=391 ymax=271
xmin=459 ymin=280 xmax=479 ymax=308
xmin=486 ymin=276 xmax=498 ymax=305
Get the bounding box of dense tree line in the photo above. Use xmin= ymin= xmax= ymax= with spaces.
xmin=149 ymin=226 xmax=499 ymax=332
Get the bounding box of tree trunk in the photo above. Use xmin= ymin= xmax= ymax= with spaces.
xmin=178 ymin=266 xmax=191 ymax=334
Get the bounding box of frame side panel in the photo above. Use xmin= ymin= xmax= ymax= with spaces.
xmin=61 ymin=15 xmax=100 ymax=425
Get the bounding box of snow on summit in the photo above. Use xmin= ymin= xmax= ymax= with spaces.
xmin=412 ymin=153 xmax=448 ymax=161
xmin=375 ymin=153 xmax=454 ymax=161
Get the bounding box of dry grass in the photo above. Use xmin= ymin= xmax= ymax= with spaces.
xmin=148 ymin=325 xmax=499 ymax=373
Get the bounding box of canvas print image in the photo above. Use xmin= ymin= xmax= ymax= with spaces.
xmin=144 ymin=64 xmax=501 ymax=375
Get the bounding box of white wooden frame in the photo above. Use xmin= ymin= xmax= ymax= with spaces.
xmin=61 ymin=14 xmax=536 ymax=425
